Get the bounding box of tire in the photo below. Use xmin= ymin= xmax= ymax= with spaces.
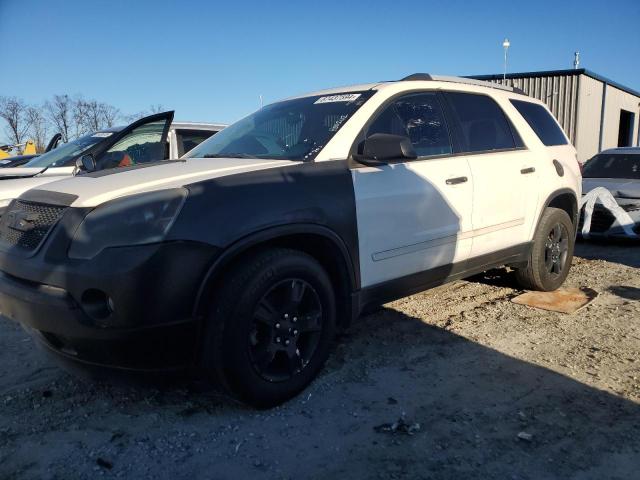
xmin=201 ymin=248 xmax=336 ymax=408
xmin=515 ymin=207 xmax=575 ymax=291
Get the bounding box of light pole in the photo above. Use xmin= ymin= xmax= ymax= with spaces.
xmin=502 ymin=38 xmax=510 ymax=82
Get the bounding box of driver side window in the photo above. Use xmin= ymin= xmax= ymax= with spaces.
xmin=96 ymin=120 xmax=168 ymax=170
xmin=367 ymin=93 xmax=452 ymax=158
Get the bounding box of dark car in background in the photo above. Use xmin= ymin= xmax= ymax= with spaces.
xmin=580 ymin=147 xmax=640 ymax=239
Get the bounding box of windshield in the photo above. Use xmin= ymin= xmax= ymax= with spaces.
xmin=582 ymin=153 xmax=640 ymax=180
xmin=23 ymin=131 xmax=115 ymax=168
xmin=185 ymin=92 xmax=373 ymax=161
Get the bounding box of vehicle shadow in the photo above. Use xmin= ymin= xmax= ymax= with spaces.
xmin=1 ymin=303 xmax=639 ymax=479
xmin=466 ymin=266 xmax=520 ymax=289
xmin=608 ymin=285 xmax=640 ymax=301
xmin=574 ymin=241 xmax=640 ymax=268
xmin=322 ymin=307 xmax=640 ymax=480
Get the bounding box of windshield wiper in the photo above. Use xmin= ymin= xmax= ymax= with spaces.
xmin=32 ymin=165 xmax=51 ymax=177
xmin=0 ymin=165 xmax=51 ymax=180
xmin=201 ymin=153 xmax=258 ymax=159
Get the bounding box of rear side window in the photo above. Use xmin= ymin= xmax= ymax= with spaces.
xmin=510 ymin=100 xmax=568 ymax=146
xmin=444 ymin=92 xmax=517 ymax=153
xmin=366 ymin=93 xmax=452 ymax=157
xmin=176 ymin=129 xmax=218 ymax=157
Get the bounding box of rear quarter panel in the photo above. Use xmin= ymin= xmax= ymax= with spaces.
xmin=496 ymin=94 xmax=581 ymax=240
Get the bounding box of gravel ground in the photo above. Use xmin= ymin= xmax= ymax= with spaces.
xmin=0 ymin=242 xmax=638 ymax=480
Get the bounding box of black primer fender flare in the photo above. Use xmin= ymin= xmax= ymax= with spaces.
xmin=192 ymin=223 xmax=358 ymax=318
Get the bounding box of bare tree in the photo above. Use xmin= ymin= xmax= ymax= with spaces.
xmin=2 ymin=93 xmax=123 ymax=147
xmin=99 ymin=103 xmax=119 ymax=128
xmin=123 ymin=104 xmax=167 ymax=122
xmin=26 ymin=106 xmax=49 ymax=152
xmin=76 ymin=100 xmax=120 ymax=132
xmin=148 ymin=104 xmax=165 ymax=114
xmin=45 ymin=94 xmax=73 ymax=142
xmin=72 ymin=96 xmax=91 ymax=137
xmin=80 ymin=99 xmax=98 ymax=132
xmin=0 ymin=96 xmax=32 ymax=145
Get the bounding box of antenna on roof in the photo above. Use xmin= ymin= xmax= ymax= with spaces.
xmin=574 ymin=52 xmax=580 ymax=69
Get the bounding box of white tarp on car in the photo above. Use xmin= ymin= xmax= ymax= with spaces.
xmin=580 ymin=187 xmax=638 ymax=239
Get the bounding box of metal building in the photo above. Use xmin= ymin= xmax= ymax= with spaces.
xmin=470 ymin=69 xmax=640 ymax=163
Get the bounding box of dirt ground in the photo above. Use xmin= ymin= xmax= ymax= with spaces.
xmin=0 ymin=242 xmax=638 ymax=480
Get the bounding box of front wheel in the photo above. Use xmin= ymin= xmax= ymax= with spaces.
xmin=515 ymin=207 xmax=575 ymax=291
xmin=201 ymin=248 xmax=336 ymax=408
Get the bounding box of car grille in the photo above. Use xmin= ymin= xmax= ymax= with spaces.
xmin=0 ymin=200 xmax=67 ymax=252
xmin=579 ymin=203 xmax=640 ymax=234
xmin=620 ymin=203 xmax=640 ymax=213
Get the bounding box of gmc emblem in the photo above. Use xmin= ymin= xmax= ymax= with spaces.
xmin=5 ymin=210 xmax=39 ymax=232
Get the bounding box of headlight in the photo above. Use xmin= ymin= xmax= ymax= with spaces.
xmin=68 ymin=188 xmax=187 ymax=259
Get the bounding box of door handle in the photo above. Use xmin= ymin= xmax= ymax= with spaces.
xmin=446 ymin=176 xmax=468 ymax=185
xmin=520 ymin=167 xmax=535 ymax=174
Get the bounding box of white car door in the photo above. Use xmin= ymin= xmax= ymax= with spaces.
xmin=352 ymin=92 xmax=473 ymax=288
xmin=442 ymin=92 xmax=538 ymax=258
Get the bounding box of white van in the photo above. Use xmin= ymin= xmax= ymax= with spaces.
xmin=0 ymin=112 xmax=225 ymax=215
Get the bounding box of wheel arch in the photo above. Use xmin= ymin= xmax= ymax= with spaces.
xmin=537 ymin=188 xmax=579 ymax=234
xmin=193 ymin=224 xmax=359 ymax=329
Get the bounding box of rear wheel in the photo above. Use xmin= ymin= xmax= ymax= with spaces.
xmin=201 ymin=248 xmax=336 ymax=408
xmin=515 ymin=207 xmax=575 ymax=291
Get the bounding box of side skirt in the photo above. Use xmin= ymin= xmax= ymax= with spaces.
xmin=352 ymin=242 xmax=532 ymax=318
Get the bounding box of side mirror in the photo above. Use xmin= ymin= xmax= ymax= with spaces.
xmin=76 ymin=153 xmax=96 ymax=173
xmin=353 ymin=133 xmax=417 ymax=166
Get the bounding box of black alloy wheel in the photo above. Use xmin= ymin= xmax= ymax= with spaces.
xmin=201 ymin=248 xmax=336 ymax=407
xmin=249 ymin=279 xmax=323 ymax=382
xmin=515 ymin=207 xmax=575 ymax=291
xmin=544 ymin=222 xmax=570 ymax=276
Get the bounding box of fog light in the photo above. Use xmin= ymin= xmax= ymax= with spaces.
xmin=81 ymin=289 xmax=113 ymax=321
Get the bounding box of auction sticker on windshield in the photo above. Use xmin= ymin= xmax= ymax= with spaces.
xmin=314 ymin=94 xmax=361 ymax=104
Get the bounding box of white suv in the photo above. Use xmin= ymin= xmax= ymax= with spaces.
xmin=0 ymin=74 xmax=581 ymax=407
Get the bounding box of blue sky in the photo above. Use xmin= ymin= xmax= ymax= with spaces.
xmin=1 ymin=0 xmax=639 ymax=128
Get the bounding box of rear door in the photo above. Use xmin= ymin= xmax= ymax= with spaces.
xmin=442 ymin=92 xmax=537 ymax=258
xmin=352 ymin=92 xmax=473 ymax=288
xmin=90 ymin=111 xmax=174 ymax=170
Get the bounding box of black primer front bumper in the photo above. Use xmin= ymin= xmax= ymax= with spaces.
xmin=0 ymin=241 xmax=219 ymax=371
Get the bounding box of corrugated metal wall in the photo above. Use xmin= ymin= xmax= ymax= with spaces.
xmin=483 ymin=75 xmax=580 ymax=144
xmin=601 ymin=84 xmax=640 ymax=151
xmin=576 ymin=75 xmax=604 ymax=162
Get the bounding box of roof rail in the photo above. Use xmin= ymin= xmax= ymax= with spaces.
xmin=400 ymin=73 xmax=523 ymax=94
